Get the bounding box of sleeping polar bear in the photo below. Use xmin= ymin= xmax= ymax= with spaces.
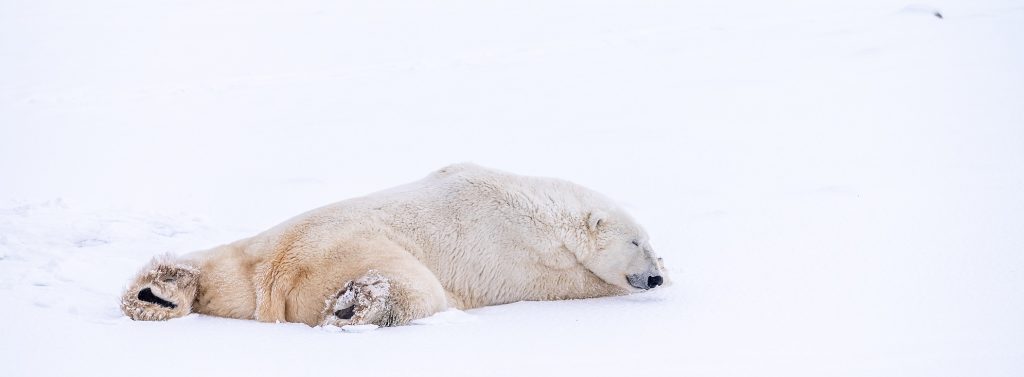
xmin=120 ymin=163 xmax=668 ymax=327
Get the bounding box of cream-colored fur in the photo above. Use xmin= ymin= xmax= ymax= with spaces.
xmin=120 ymin=163 xmax=668 ymax=327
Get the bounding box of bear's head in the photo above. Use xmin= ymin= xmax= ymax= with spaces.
xmin=575 ymin=207 xmax=669 ymax=292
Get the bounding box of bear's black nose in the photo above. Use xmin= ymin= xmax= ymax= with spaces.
xmin=647 ymin=275 xmax=663 ymax=289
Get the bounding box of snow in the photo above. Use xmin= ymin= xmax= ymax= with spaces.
xmin=339 ymin=324 xmax=380 ymax=333
xmin=1 ymin=0 xmax=1022 ymax=376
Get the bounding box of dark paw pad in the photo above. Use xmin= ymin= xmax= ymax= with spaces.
xmin=138 ymin=287 xmax=177 ymax=309
xmin=334 ymin=306 xmax=355 ymax=319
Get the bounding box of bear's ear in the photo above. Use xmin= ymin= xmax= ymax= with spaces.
xmin=586 ymin=210 xmax=606 ymax=232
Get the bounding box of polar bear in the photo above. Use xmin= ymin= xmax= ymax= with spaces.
xmin=120 ymin=163 xmax=668 ymax=327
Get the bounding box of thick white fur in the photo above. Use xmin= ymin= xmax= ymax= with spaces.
xmin=120 ymin=163 xmax=668 ymax=327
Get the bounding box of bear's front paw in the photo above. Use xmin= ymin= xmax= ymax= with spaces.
xmin=120 ymin=258 xmax=199 ymax=321
xmin=321 ymin=271 xmax=392 ymax=327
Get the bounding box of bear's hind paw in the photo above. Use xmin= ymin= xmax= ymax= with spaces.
xmin=321 ymin=272 xmax=393 ymax=327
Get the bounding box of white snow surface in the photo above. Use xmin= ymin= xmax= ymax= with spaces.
xmin=1 ymin=0 xmax=1022 ymax=376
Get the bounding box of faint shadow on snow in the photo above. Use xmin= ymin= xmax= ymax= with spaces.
xmin=410 ymin=308 xmax=479 ymax=326
xmin=317 ymin=309 xmax=478 ymax=333
xmin=75 ymin=238 xmax=111 ymax=248
xmin=333 ymin=324 xmax=380 ymax=333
